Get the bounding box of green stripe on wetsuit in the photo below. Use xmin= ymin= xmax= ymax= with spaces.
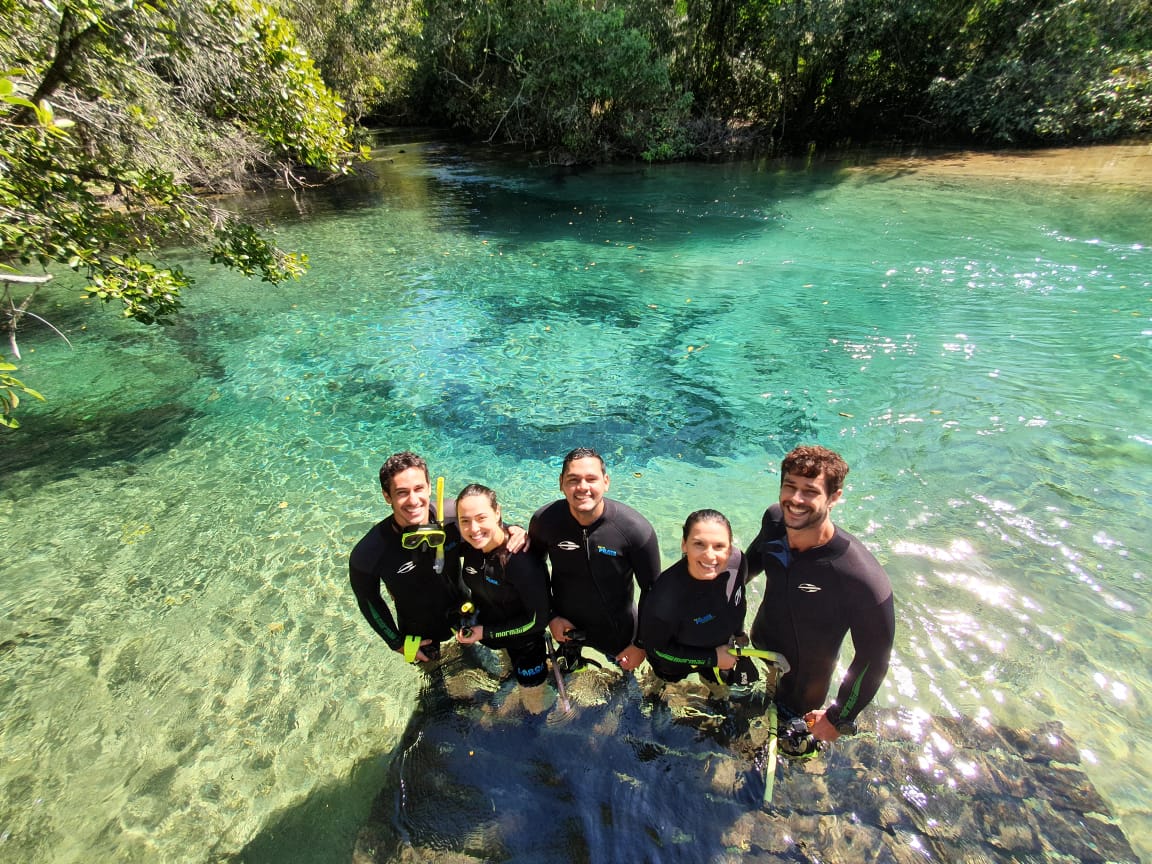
xmin=488 ymin=612 xmax=537 ymax=641
xmin=839 ymin=661 xmax=869 ymax=718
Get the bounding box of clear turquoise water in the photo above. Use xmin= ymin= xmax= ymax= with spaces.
xmin=1 ymin=142 xmax=1149 ymax=862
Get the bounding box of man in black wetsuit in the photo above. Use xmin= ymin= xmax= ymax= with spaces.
xmin=747 ymin=445 xmax=895 ymax=744
xmin=529 ymin=448 xmax=661 ymax=673
xmin=348 ymin=451 xmax=462 ymax=665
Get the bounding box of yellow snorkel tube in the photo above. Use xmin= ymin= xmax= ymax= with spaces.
xmin=727 ymin=645 xmax=791 ymax=806
xmin=433 ymin=476 xmax=445 ymax=574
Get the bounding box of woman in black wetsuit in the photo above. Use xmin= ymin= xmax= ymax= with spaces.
xmin=454 ymin=484 xmax=551 ymax=689
xmin=640 ymin=509 xmax=754 ymax=684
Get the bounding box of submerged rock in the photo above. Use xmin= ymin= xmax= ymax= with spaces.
xmin=355 ymin=655 xmax=1140 ymax=864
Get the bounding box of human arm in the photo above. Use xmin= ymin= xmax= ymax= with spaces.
xmin=641 ymin=616 xmax=718 ymax=671
xmin=622 ymin=515 xmax=662 ymax=667
xmin=484 ymin=552 xmax=551 ymax=642
xmin=631 ymin=519 xmax=663 ymax=596
xmin=349 ymin=571 xmax=438 ymax=661
xmin=349 ymin=561 xmax=404 ymax=651
xmin=637 ymin=570 xmax=720 ymax=672
xmin=744 ymin=506 xmax=785 ymax=579
xmin=811 ymin=589 xmax=896 ymax=740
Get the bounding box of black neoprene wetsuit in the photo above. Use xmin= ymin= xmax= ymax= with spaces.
xmin=459 ymin=537 xmax=551 ymax=686
xmin=349 ymin=508 xmax=463 ymax=652
xmin=746 ymin=504 xmax=895 ymax=724
xmin=640 ymin=550 xmax=748 ymax=681
xmin=528 ymin=498 xmax=661 ymax=657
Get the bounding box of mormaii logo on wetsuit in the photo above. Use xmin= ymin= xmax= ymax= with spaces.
xmin=557 ymin=541 xmax=581 ymax=551
xmin=797 ymin=583 xmax=821 ymax=593
xmin=398 ymin=561 xmax=417 ymax=574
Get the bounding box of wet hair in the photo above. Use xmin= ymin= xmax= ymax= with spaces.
xmin=561 ymin=447 xmax=606 ymax=477
xmin=682 ymin=509 xmax=732 ymax=542
xmin=456 ymin=483 xmax=499 ymax=511
xmin=378 ymin=451 xmax=429 ymax=495
xmin=780 ymin=445 xmax=850 ymax=496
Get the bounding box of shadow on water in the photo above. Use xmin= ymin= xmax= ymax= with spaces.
xmin=414 ymin=379 xmax=817 ymax=468
xmin=354 ymin=676 xmax=762 ymax=864
xmin=230 ymin=644 xmax=1144 ymax=864
xmin=360 ymin=685 xmax=1143 ymax=864
xmin=0 ymin=401 xmax=200 ymax=490
xmin=225 ymin=751 xmax=394 ymax=864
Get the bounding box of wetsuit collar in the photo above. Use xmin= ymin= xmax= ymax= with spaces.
xmin=569 ymin=497 xmax=610 ymax=529
xmin=790 ymin=524 xmax=850 ymax=558
xmin=787 ymin=517 xmax=837 ymax=553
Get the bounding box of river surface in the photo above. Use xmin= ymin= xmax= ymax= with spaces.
xmin=0 ymin=140 xmax=1149 ymax=862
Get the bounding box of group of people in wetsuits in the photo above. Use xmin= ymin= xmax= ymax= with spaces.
xmin=350 ymin=444 xmax=895 ymax=751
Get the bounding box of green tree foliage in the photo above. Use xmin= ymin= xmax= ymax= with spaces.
xmin=677 ymin=0 xmax=1152 ymax=147
xmin=415 ymin=0 xmax=692 ymax=161
xmin=277 ymin=0 xmax=423 ymax=121
xmin=929 ymin=0 xmax=1152 ymax=143
xmin=0 ymin=0 xmax=361 ymax=424
xmin=270 ymin=0 xmax=1149 ymax=153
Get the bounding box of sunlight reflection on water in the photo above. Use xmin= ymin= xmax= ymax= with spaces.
xmin=1 ymin=143 xmax=1150 ymax=863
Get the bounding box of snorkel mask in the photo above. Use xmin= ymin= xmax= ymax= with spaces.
xmin=399 ymin=476 xmax=447 ymax=573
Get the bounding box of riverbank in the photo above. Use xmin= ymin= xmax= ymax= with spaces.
xmin=842 ymin=141 xmax=1152 ymax=189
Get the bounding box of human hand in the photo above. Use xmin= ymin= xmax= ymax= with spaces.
xmin=616 ymin=644 xmax=645 ymax=671
xmin=715 ymin=646 xmax=738 ymax=670
xmin=405 ymin=638 xmax=435 ymax=664
xmin=506 ymin=525 xmax=529 ymax=553
xmin=456 ymin=625 xmax=483 ymax=645
xmin=805 ymin=709 xmax=840 ymax=742
xmin=549 ymin=616 xmax=575 ymax=641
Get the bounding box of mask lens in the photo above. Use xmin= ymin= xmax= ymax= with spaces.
xmin=401 ymin=527 xmax=446 ymax=549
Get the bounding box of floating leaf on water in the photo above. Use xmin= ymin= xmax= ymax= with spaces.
xmin=278 ymin=502 xmax=288 ymax=509
xmin=839 ymin=412 xmax=854 ymax=418
xmin=633 ymin=472 xmax=642 ymax=478
xmin=121 ymin=524 xmax=153 ymax=544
